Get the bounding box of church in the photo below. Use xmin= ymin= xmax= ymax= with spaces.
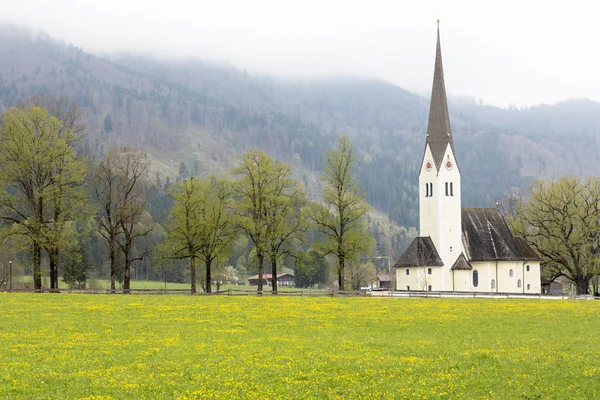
xmin=393 ymin=23 xmax=541 ymax=294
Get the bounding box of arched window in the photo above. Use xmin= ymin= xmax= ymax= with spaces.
xmin=526 ymin=265 xmax=530 ymax=272
xmin=527 ymin=284 xmax=531 ymax=290
xmin=430 ymin=183 xmax=433 ymax=196
xmin=406 ymin=269 xmax=410 ymax=276
xmin=450 ymin=182 xmax=454 ymax=196
xmin=491 ymin=279 xmax=496 ymax=290
xmin=425 ymin=184 xmax=429 ymax=197
xmin=473 ymin=270 xmax=479 ymax=287
xmin=427 ymin=268 xmax=432 ymax=275
xmin=517 ymin=279 xmax=522 ymax=288
xmin=445 ymin=182 xmax=449 ymax=196
xmin=509 ymin=269 xmax=513 ymax=278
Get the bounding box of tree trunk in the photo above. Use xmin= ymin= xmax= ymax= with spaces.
xmin=123 ymin=252 xmax=131 ymax=293
xmin=206 ymin=259 xmax=212 ymax=294
xmin=271 ymin=257 xmax=278 ymax=294
xmin=123 ymin=236 xmax=132 ymax=293
xmin=190 ymin=256 xmax=197 ymax=294
xmin=575 ymin=278 xmax=590 ymax=295
xmin=49 ymin=248 xmax=59 ymax=291
xmin=257 ymin=252 xmax=264 ymax=294
xmin=338 ymin=254 xmax=345 ymax=291
xmin=33 ymin=242 xmax=42 ymax=291
xmin=109 ymin=240 xmax=116 ymax=293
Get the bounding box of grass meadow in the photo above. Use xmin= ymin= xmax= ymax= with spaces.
xmin=0 ymin=295 xmax=599 ymax=399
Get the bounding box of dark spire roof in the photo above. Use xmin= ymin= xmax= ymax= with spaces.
xmin=451 ymin=253 xmax=473 ymax=270
xmin=425 ymin=21 xmax=455 ymax=172
xmin=393 ymin=236 xmax=444 ymax=268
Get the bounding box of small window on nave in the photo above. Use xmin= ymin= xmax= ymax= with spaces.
xmin=491 ymin=279 xmax=496 ymax=290
xmin=517 ymin=279 xmax=522 ymax=288
xmin=427 ymin=268 xmax=432 ymax=275
xmin=527 ymin=284 xmax=531 ymax=290
xmin=526 ymin=265 xmax=530 ymax=272
xmin=509 ymin=269 xmax=513 ymax=278
xmin=406 ymin=269 xmax=410 ymax=276
xmin=472 ymin=270 xmax=479 ymax=287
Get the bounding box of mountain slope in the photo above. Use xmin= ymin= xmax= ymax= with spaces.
xmin=1 ymin=25 xmax=599 ymax=230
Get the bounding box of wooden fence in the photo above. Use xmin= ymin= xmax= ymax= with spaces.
xmin=0 ymin=287 xmax=594 ymax=299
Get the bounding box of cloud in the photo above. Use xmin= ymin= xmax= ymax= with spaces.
xmin=2 ymin=0 xmax=599 ymax=107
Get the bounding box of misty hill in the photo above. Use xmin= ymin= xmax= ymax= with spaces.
xmin=1 ymin=25 xmax=600 ymax=229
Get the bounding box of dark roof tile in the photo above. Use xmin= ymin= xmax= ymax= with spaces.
xmin=394 ymin=236 xmax=444 ymax=268
xmin=461 ymin=208 xmax=541 ymax=262
xmin=451 ymin=253 xmax=473 ymax=270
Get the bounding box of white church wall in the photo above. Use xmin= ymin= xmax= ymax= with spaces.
xmin=395 ymin=266 xmax=443 ymax=291
xmin=452 ymin=270 xmax=472 ymax=291
xmin=435 ymin=145 xmax=462 ymax=277
xmin=469 ymin=261 xmax=541 ymax=294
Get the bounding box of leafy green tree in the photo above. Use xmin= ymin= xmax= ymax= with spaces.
xmin=508 ymin=177 xmax=600 ymax=295
xmin=63 ymin=243 xmax=90 ymax=289
xmin=294 ymin=249 xmax=328 ymax=288
xmin=232 ymin=148 xmax=293 ymax=293
xmin=0 ymin=106 xmax=88 ymax=291
xmin=163 ymin=176 xmax=236 ymax=294
xmin=309 ymin=135 xmax=374 ymax=290
xmin=263 ymin=165 xmax=307 ymax=294
xmin=24 ymin=96 xmax=89 ymax=290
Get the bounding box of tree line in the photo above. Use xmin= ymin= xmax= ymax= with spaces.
xmin=0 ymin=99 xmax=379 ymax=294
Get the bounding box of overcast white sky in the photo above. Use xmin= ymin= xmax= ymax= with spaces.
xmin=3 ymin=0 xmax=599 ymax=107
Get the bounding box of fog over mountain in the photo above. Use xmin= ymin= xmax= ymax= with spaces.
xmin=3 ymin=0 xmax=600 ymax=107
xmin=2 ymin=24 xmax=600 ymax=233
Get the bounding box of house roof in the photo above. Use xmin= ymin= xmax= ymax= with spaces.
xmin=424 ymin=22 xmax=456 ymax=172
xmin=461 ymin=208 xmax=541 ymax=262
xmin=378 ymin=274 xmax=391 ymax=282
xmin=247 ymin=273 xmax=294 ymax=280
xmin=393 ymin=236 xmax=444 ymax=268
xmin=451 ymin=253 xmax=473 ymax=270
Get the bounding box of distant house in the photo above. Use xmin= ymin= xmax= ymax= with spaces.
xmin=378 ymin=274 xmax=392 ymax=289
xmin=248 ymin=273 xmax=294 ymax=287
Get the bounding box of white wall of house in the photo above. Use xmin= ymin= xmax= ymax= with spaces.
xmin=459 ymin=261 xmax=542 ymax=293
xmin=395 ymin=266 xmax=443 ymax=291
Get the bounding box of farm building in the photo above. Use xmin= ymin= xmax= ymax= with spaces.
xmin=248 ymin=273 xmax=295 ymax=287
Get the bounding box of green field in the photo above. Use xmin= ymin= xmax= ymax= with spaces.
xmin=0 ymin=295 xmax=599 ymax=399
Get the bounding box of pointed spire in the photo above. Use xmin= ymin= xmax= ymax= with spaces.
xmin=425 ymin=20 xmax=455 ymax=171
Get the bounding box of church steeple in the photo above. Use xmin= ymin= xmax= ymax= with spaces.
xmin=425 ymin=20 xmax=455 ymax=172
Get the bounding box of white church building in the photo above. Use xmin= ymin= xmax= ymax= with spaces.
xmin=394 ymin=23 xmax=541 ymax=294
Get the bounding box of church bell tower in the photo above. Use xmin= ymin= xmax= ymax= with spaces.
xmin=418 ymin=21 xmax=462 ymax=289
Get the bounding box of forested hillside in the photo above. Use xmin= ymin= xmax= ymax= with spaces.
xmin=1 ymin=25 xmax=600 ymax=230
